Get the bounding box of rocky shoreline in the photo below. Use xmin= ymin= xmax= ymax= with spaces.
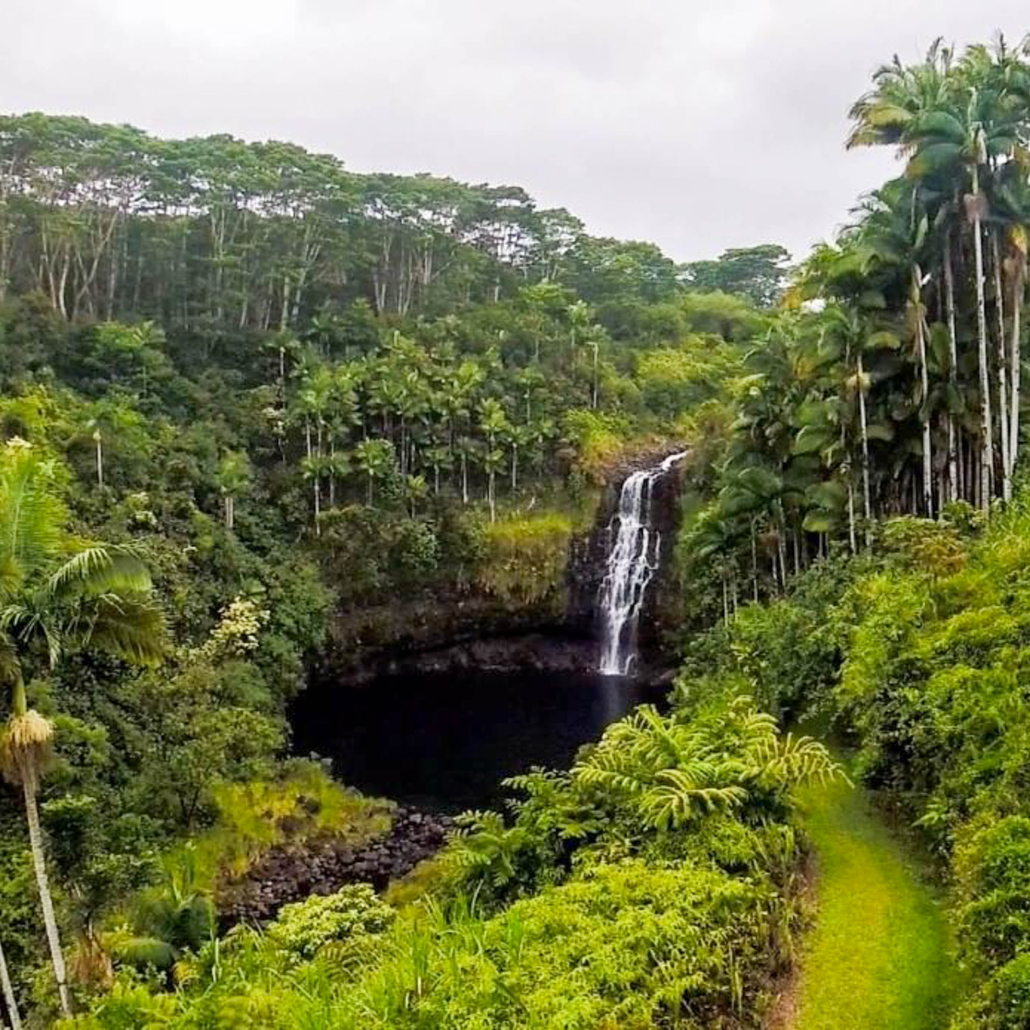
xmin=216 ymin=806 xmax=453 ymax=928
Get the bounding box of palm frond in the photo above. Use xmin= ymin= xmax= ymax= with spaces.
xmin=69 ymin=594 xmax=167 ymax=666
xmin=47 ymin=545 xmax=153 ymax=601
xmin=0 ymin=446 xmax=66 ymax=598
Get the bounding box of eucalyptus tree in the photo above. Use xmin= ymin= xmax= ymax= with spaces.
xmin=0 ymin=441 xmax=164 ymax=1017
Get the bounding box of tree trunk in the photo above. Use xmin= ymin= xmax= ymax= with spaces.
xmin=22 ymin=778 xmax=71 ymax=1017
xmin=224 ymin=495 xmax=234 ymax=531
xmin=972 ymin=188 xmax=994 ymax=512
xmin=993 ymin=232 xmax=1011 ymax=500
xmin=94 ymin=434 xmax=103 ymax=489
xmin=913 ymin=269 xmax=933 ymax=517
xmin=1011 ymin=261 xmax=1023 ymax=492
xmin=847 ymin=479 xmax=857 ymax=555
xmin=0 ymin=936 xmax=22 ymax=1030
xmin=856 ymin=352 xmax=873 ymax=542
xmin=750 ymin=520 xmax=759 ymax=602
xmin=944 ymin=236 xmax=960 ymax=503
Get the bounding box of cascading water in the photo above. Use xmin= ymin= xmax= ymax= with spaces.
xmin=597 ymin=452 xmax=687 ymax=676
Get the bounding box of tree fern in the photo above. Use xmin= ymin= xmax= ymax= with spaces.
xmin=573 ymin=696 xmax=845 ymax=832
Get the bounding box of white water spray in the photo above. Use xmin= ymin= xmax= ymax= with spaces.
xmin=598 ymin=452 xmax=687 ymax=676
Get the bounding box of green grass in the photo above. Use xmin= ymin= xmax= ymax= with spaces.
xmin=166 ymin=762 xmax=392 ymax=890
xmin=791 ymin=764 xmax=957 ymax=1030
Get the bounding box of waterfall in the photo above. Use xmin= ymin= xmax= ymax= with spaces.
xmin=598 ymin=452 xmax=687 ymax=676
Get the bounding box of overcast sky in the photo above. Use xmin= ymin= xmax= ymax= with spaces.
xmin=3 ymin=0 xmax=1028 ymax=262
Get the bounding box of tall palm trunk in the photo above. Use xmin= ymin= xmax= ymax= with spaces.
xmin=847 ymin=479 xmax=857 ymax=555
xmin=971 ymin=173 xmax=994 ymax=512
xmin=856 ymin=351 xmax=873 ymax=541
xmin=992 ymin=232 xmax=1011 ymax=499
xmin=750 ymin=519 xmax=759 ymax=602
xmin=93 ymin=431 xmax=103 ymax=490
xmin=944 ymin=235 xmax=960 ymax=502
xmin=1011 ymin=259 xmax=1023 ymax=487
xmin=914 ymin=268 xmax=933 ymax=516
xmin=7 ymin=678 xmax=70 ymax=1018
xmin=22 ymin=778 xmax=71 ymax=1017
xmin=0 ymin=937 xmax=22 ymax=1030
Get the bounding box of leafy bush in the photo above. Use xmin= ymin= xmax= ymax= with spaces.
xmin=267 ymin=884 xmax=394 ymax=959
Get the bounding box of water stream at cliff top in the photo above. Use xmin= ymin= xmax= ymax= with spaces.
xmin=597 ymin=451 xmax=687 ymax=676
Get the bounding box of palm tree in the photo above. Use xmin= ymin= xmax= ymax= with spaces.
xmin=479 ymin=399 xmax=509 ymax=523
xmin=993 ymin=160 xmax=1030 ymax=496
xmin=0 ymin=936 xmax=21 ymax=1030
xmin=900 ymin=76 xmax=1015 ymax=509
xmin=0 ymin=440 xmax=165 ymax=1017
xmin=847 ymin=40 xmax=1020 ymax=510
xmin=354 ymin=438 xmax=395 ymax=506
xmin=215 ymin=450 xmax=252 ymax=531
xmin=855 ymin=179 xmax=935 ymax=515
xmin=85 ymin=420 xmax=104 ymax=489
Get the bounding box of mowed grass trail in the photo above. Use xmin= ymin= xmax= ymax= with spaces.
xmin=789 ymin=767 xmax=957 ymax=1030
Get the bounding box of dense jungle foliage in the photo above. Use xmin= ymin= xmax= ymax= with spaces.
xmin=0 ymin=111 xmax=775 ymax=1027
xmin=677 ymin=36 xmax=1030 ymax=625
xmin=7 ymin=27 xmax=1030 ymax=1030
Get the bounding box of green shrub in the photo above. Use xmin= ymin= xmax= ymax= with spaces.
xmin=268 ymin=884 xmax=395 ymax=959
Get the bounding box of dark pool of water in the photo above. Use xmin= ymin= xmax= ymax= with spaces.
xmin=292 ymin=670 xmax=665 ymax=813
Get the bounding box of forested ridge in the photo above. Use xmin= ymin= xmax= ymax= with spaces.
xmin=4 ymin=30 xmax=1030 ymax=1030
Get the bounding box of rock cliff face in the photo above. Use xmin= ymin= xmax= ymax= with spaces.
xmin=320 ymin=451 xmax=686 ymax=682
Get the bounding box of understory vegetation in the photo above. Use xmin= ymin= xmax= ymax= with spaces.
xmin=59 ymin=691 xmax=841 ymax=1029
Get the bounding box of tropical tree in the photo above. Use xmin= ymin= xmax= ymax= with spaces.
xmin=479 ymin=399 xmax=509 ymax=522
xmin=215 ymin=450 xmax=252 ymax=531
xmin=0 ymin=440 xmax=165 ymax=1017
xmin=0 ymin=936 xmax=21 ymax=1030
xmin=353 ymin=438 xmax=395 ymax=506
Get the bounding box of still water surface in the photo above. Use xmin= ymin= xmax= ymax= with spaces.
xmin=293 ymin=671 xmax=664 ymax=812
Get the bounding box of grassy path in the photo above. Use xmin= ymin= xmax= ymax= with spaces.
xmin=787 ymin=766 xmax=957 ymax=1030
